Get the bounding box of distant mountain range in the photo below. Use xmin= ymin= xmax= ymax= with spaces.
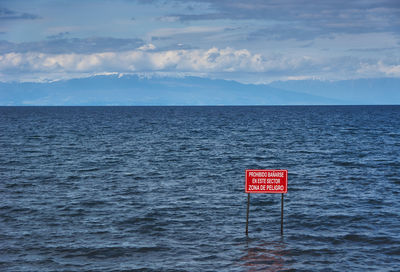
xmin=0 ymin=75 xmax=399 ymax=105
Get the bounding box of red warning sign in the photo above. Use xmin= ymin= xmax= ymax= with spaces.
xmin=245 ymin=169 xmax=288 ymax=193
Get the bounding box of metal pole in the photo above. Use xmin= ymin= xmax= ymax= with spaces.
xmin=246 ymin=193 xmax=250 ymax=235
xmin=281 ymin=193 xmax=284 ymax=235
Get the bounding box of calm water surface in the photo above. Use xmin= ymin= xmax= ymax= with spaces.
xmin=1 ymin=106 xmax=400 ymax=271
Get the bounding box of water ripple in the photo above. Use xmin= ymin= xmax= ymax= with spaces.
xmin=1 ymin=106 xmax=400 ymax=271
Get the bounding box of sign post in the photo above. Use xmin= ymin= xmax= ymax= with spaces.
xmin=245 ymin=193 xmax=250 ymax=236
xmin=245 ymin=169 xmax=288 ymax=235
xmin=281 ymin=193 xmax=284 ymax=235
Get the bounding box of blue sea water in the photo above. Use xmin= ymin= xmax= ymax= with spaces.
xmin=1 ymin=106 xmax=400 ymax=272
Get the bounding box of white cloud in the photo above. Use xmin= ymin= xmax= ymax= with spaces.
xmin=357 ymin=61 xmax=400 ymax=77
xmin=0 ymin=47 xmax=398 ymax=82
xmin=138 ymin=43 xmax=156 ymax=51
xmin=0 ymin=47 xmax=304 ymax=80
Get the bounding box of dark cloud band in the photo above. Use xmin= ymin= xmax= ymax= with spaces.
xmin=164 ymin=0 xmax=400 ymax=38
xmin=0 ymin=37 xmax=145 ymax=54
xmin=0 ymin=8 xmax=41 ymax=20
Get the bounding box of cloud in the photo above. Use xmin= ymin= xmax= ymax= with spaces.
xmin=149 ymin=26 xmax=226 ymax=38
xmin=46 ymin=32 xmax=70 ymax=40
xmin=247 ymin=25 xmax=331 ymax=41
xmin=157 ymin=16 xmax=180 ymax=23
xmin=162 ymin=13 xmax=222 ymax=21
xmin=0 ymin=37 xmax=145 ymax=54
xmin=147 ymin=26 xmax=231 ymax=49
xmin=0 ymin=47 xmax=314 ymax=81
xmin=162 ymin=0 xmax=400 ymax=39
xmin=357 ymin=61 xmax=400 ymax=77
xmin=0 ymin=8 xmax=41 ymax=20
xmin=2 ymin=46 xmax=394 ymax=83
xmin=138 ymin=43 xmax=156 ymax=51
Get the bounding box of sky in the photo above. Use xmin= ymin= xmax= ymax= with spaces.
xmin=0 ymin=0 xmax=400 ymax=83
